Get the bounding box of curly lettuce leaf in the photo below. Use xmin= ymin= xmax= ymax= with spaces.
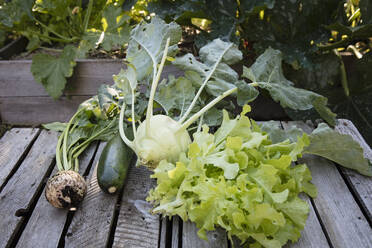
xmin=147 ymin=106 xmax=316 ymax=247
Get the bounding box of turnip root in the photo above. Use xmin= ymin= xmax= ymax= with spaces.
xmin=45 ymin=170 xmax=87 ymax=210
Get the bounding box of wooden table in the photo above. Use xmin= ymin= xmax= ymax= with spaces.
xmin=0 ymin=120 xmax=371 ymax=248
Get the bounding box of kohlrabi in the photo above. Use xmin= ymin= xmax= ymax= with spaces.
xmin=119 ymin=37 xmax=255 ymax=169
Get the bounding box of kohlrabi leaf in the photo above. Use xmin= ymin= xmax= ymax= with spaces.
xmin=243 ymin=47 xmax=337 ymax=126
xmin=147 ymin=106 xmax=315 ymax=246
xmin=127 ymin=17 xmax=182 ymax=81
xmin=236 ymin=80 xmax=259 ymax=106
xmin=173 ymin=38 xmax=242 ymax=97
xmin=155 ymin=75 xmax=196 ymax=116
xmin=31 ymin=45 xmax=77 ymax=99
xmin=305 ymin=123 xmax=372 ymax=176
xmin=113 ymin=65 xmax=138 ymax=91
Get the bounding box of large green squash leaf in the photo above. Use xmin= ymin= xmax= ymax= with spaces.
xmin=31 ymin=45 xmax=77 ymax=99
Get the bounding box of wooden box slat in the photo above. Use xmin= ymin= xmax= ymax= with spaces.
xmin=15 ymin=143 xmax=98 ymax=248
xmin=0 ymin=130 xmax=57 ymax=248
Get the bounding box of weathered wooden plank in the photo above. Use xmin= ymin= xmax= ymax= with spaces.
xmin=0 ymin=96 xmax=90 ymax=124
xmin=0 ymin=128 xmax=39 ymax=187
xmin=282 ymin=121 xmax=372 ymax=248
xmin=159 ymin=217 xmax=167 ymax=248
xmin=172 ymin=216 xmax=181 ymax=248
xmin=0 ymin=130 xmax=58 ymax=248
xmin=112 ymin=166 xmax=160 ymax=248
xmin=182 ymin=222 xmax=228 ymax=248
xmin=0 ymin=60 xmax=183 ymax=97
xmin=15 ymin=143 xmax=98 ymax=248
xmin=64 ymin=143 xmax=119 ymax=248
xmin=335 ymin=119 xmax=372 ymax=221
xmin=283 ymin=195 xmax=330 ymax=248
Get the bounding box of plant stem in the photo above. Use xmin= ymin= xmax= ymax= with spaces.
xmin=83 ymin=0 xmax=93 ymax=33
xmin=178 ymin=43 xmax=233 ymax=124
xmin=27 ymin=30 xmax=72 ymax=43
xmin=334 ymin=49 xmax=350 ymax=97
xmin=71 ymin=120 xmax=114 ymax=159
xmin=318 ymin=38 xmax=351 ymax=51
xmin=74 ymin=158 xmax=79 ymax=172
xmin=34 ymin=17 xmax=75 ymax=42
xmin=56 ymin=129 xmax=65 ymax=171
xmin=62 ymin=108 xmax=84 ymax=170
xmin=119 ymin=103 xmax=135 ymax=150
xmin=179 ymin=87 xmax=238 ymax=131
xmin=40 ymin=47 xmax=63 ymax=52
xmin=145 ymin=38 xmax=170 ymax=136
xmin=131 ymin=89 xmax=137 ymax=140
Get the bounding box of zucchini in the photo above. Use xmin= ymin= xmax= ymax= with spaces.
xmin=97 ymin=134 xmax=134 ymax=194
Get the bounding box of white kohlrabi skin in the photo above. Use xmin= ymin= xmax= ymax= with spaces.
xmin=134 ymin=115 xmax=191 ymax=168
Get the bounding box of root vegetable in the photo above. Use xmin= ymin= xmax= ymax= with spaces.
xmin=45 ymin=170 xmax=87 ymax=210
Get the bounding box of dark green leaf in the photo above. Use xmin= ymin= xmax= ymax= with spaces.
xmin=243 ymin=48 xmax=336 ymax=125
xmin=31 ymin=45 xmax=77 ymax=99
xmin=236 ymin=80 xmax=259 ymax=106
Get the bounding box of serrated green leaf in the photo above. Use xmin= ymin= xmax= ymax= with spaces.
xmin=31 ymin=45 xmax=77 ymax=99
xmin=305 ymin=123 xmax=372 ymax=176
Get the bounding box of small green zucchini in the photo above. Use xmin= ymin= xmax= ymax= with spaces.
xmin=97 ymin=133 xmax=134 ymax=194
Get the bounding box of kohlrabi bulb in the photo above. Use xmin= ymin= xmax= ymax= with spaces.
xmin=134 ymin=115 xmax=191 ymax=169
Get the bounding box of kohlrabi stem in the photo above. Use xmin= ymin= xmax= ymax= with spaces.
xmin=178 ymin=43 xmax=233 ymax=124
xmin=197 ymin=114 xmax=204 ymax=133
xmin=179 ymin=87 xmax=238 ymax=131
xmin=63 ymin=108 xmax=84 ymax=170
xmin=119 ymin=103 xmax=135 ymax=150
xmin=145 ymin=38 xmax=170 ymax=136
xmin=131 ymin=89 xmax=137 ymax=140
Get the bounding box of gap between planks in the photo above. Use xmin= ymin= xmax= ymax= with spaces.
xmin=0 ymin=130 xmax=58 ymax=248
xmin=0 ymin=128 xmax=40 ymax=192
